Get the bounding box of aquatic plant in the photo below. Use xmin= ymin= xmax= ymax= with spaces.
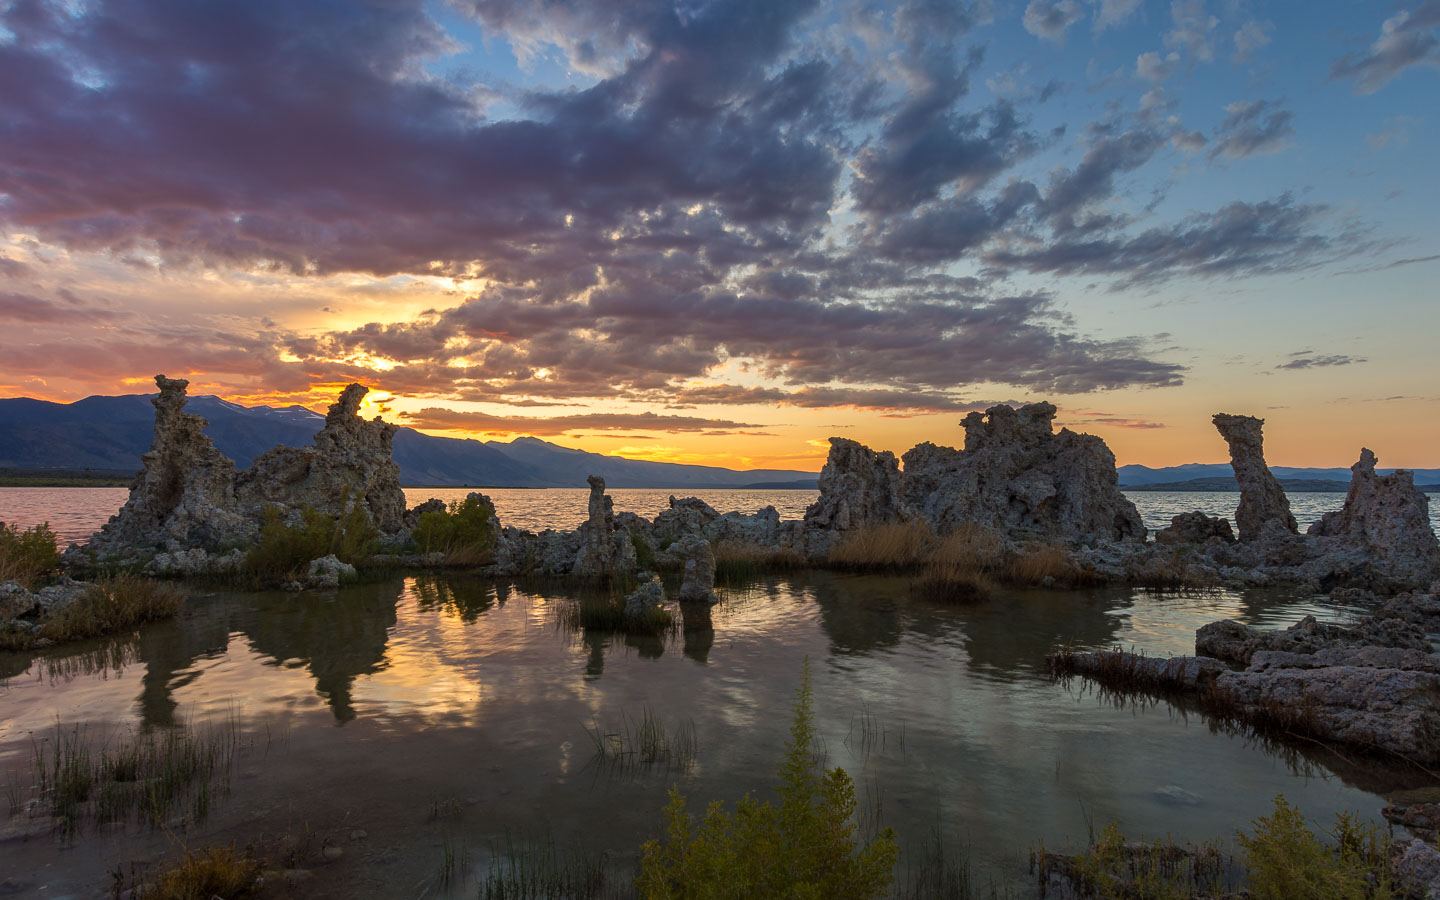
xmin=559 ymin=589 xmax=675 ymax=636
xmin=412 ymin=494 xmax=497 ymax=565
xmin=243 ymin=497 xmax=377 ymax=584
xmin=586 ymin=707 xmax=699 ymax=772
xmin=911 ymin=560 xmax=994 ymax=605
xmin=14 ymin=715 xmax=241 ymax=839
xmin=631 ymin=531 xmax=657 ymax=570
xmin=0 ymin=520 xmax=61 ymax=589
xmin=0 ymin=573 xmax=187 ymax=651
xmin=479 ymin=831 xmax=613 ymax=900
xmin=892 ymin=829 xmax=978 ymax=900
xmin=636 ymin=659 xmax=899 ymax=899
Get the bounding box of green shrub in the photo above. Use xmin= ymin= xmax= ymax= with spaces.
xmin=412 ymin=495 xmax=496 ymax=565
xmin=1237 ymin=796 xmax=1395 ymax=900
xmin=636 ymin=660 xmax=898 ymax=899
xmin=244 ymin=500 xmax=377 ymax=584
xmin=0 ymin=521 xmax=61 ymax=589
xmin=631 ymin=530 xmax=657 ymax=570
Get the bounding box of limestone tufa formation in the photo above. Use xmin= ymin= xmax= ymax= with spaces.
xmin=1307 ymin=449 xmax=1440 ymax=588
xmin=803 ymin=438 xmax=912 ymax=533
xmin=72 ymin=376 xmax=411 ymax=568
xmin=676 ymin=536 xmax=718 ymax=604
xmin=1211 ymin=413 xmax=1298 ymax=541
xmin=571 ymin=476 xmax=638 ymax=578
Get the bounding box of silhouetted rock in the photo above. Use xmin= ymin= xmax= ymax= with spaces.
xmin=804 ymin=438 xmax=912 ymax=533
xmin=572 ymin=476 xmax=637 ymax=578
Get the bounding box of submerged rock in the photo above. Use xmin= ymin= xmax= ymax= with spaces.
xmin=1211 ymin=413 xmax=1297 ymax=541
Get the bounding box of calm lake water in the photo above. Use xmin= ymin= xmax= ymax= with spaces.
xmin=0 ymin=573 xmax=1413 ymax=897
xmin=2 ymin=486 xmax=1436 ymax=545
xmin=1 ymin=485 xmax=1436 ymax=894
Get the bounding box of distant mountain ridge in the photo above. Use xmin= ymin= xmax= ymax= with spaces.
xmin=1117 ymin=463 xmax=1440 ymax=487
xmin=0 ymin=392 xmax=818 ymax=490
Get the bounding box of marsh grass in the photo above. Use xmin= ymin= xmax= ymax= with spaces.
xmin=0 ymin=574 xmax=187 ymax=651
xmin=478 ymin=831 xmax=615 ymax=900
xmin=912 ymin=561 xmax=995 ymax=604
xmin=16 ymin=715 xmax=242 ymax=839
xmin=1045 ymin=645 xmax=1196 ymax=699
xmin=559 ymin=589 xmax=675 ymax=636
xmin=844 ymin=704 xmax=905 ymax=759
xmin=141 ymin=844 xmax=262 ymax=900
xmin=892 ymin=830 xmax=979 ymax=900
xmin=712 ymin=540 xmax=804 ymax=585
xmin=586 ymin=707 xmax=698 ymax=773
xmin=0 ymin=521 xmax=61 ymax=589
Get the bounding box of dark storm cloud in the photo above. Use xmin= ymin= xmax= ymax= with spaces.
xmin=0 ymin=0 xmax=1361 ymax=409
xmin=1208 ymin=100 xmax=1294 ymax=160
xmin=1331 ymin=2 xmax=1440 ymax=94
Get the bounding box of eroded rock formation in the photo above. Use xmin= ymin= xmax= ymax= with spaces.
xmin=803 ymin=439 xmax=912 ymax=533
xmin=1212 ymin=413 xmax=1297 ymax=541
xmin=1154 ymin=512 xmax=1234 ymax=545
xmin=1307 ymin=449 xmax=1440 ymax=590
xmin=69 ymin=376 xmax=417 ymax=570
xmin=572 ymin=476 xmax=638 ymax=579
xmin=676 ymin=536 xmax=717 ymax=605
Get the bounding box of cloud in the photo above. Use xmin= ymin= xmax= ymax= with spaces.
xmin=399 ymin=408 xmax=762 ymax=436
xmin=1136 ymin=50 xmax=1179 ymax=82
xmin=1233 ymin=20 xmax=1272 ymax=61
xmin=1209 ymin=100 xmax=1294 ymax=160
xmin=1094 ymin=0 xmax=1143 ymax=32
xmin=1276 ymin=353 xmax=1367 ymax=370
xmin=1331 ymin=2 xmax=1440 ymax=94
xmin=0 ymin=292 xmax=68 ymax=323
xmin=1336 ymin=253 xmax=1440 ymax=275
xmin=1023 ymin=0 xmax=1084 ymax=43
xmin=1165 ymin=0 xmax=1218 ymax=62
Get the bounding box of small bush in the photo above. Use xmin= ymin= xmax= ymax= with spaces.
xmin=636 ymin=660 xmax=899 ymax=899
xmin=1031 ymin=821 xmax=1228 ymax=899
xmin=1 ymin=574 xmax=186 ymax=650
xmin=413 ymin=495 xmax=497 ymax=566
xmin=1237 ymin=796 xmax=1394 ymax=900
xmin=631 ymin=530 xmax=657 ymax=570
xmin=147 ymin=844 xmax=261 ymax=900
xmin=244 ymin=500 xmax=377 ymax=583
xmin=0 ymin=521 xmax=61 ymax=589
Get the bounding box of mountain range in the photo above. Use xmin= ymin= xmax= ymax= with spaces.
xmin=0 ymin=393 xmax=818 ymax=489
xmin=2 ymin=392 xmax=1436 ymax=491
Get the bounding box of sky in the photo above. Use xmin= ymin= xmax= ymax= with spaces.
xmin=1 ymin=0 xmax=1437 ymax=472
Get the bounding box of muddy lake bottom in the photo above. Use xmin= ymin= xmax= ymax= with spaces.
xmin=2 ymin=571 xmax=1432 ymax=898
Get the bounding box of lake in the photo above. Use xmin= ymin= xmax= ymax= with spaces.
xmin=2 ymin=486 xmax=1436 ymax=545
xmin=1 ymin=485 xmax=1436 ymax=896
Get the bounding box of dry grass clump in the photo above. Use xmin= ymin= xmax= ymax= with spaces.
xmin=928 ymin=523 xmax=1006 ymax=572
xmin=713 ymin=539 xmax=805 ymax=584
xmin=145 ymin=844 xmax=261 ymax=900
xmin=827 ymin=521 xmax=933 ymax=571
xmin=1 ymin=573 xmax=186 ymax=651
xmin=558 ymin=591 xmax=675 ymax=636
xmin=912 ymin=560 xmax=994 ymax=604
xmin=0 ymin=521 xmax=61 ymax=589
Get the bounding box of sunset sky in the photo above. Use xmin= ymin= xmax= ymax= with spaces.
xmin=1 ymin=0 xmax=1436 ymax=471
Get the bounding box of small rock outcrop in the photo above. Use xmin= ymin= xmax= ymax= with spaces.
xmin=1307 ymin=449 xmax=1440 ymax=590
xmin=1154 ymin=511 xmax=1234 ymax=545
xmin=804 ymin=439 xmax=912 ymax=533
xmin=1195 ymin=615 xmax=1430 ymax=665
xmin=903 ymin=403 xmax=1144 ymax=544
xmin=572 ymin=476 xmax=638 ymax=578
xmin=676 ymin=537 xmax=718 ymax=605
xmin=1212 ymin=413 xmax=1297 ymax=541
xmin=622 ymin=576 xmax=666 ymax=622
